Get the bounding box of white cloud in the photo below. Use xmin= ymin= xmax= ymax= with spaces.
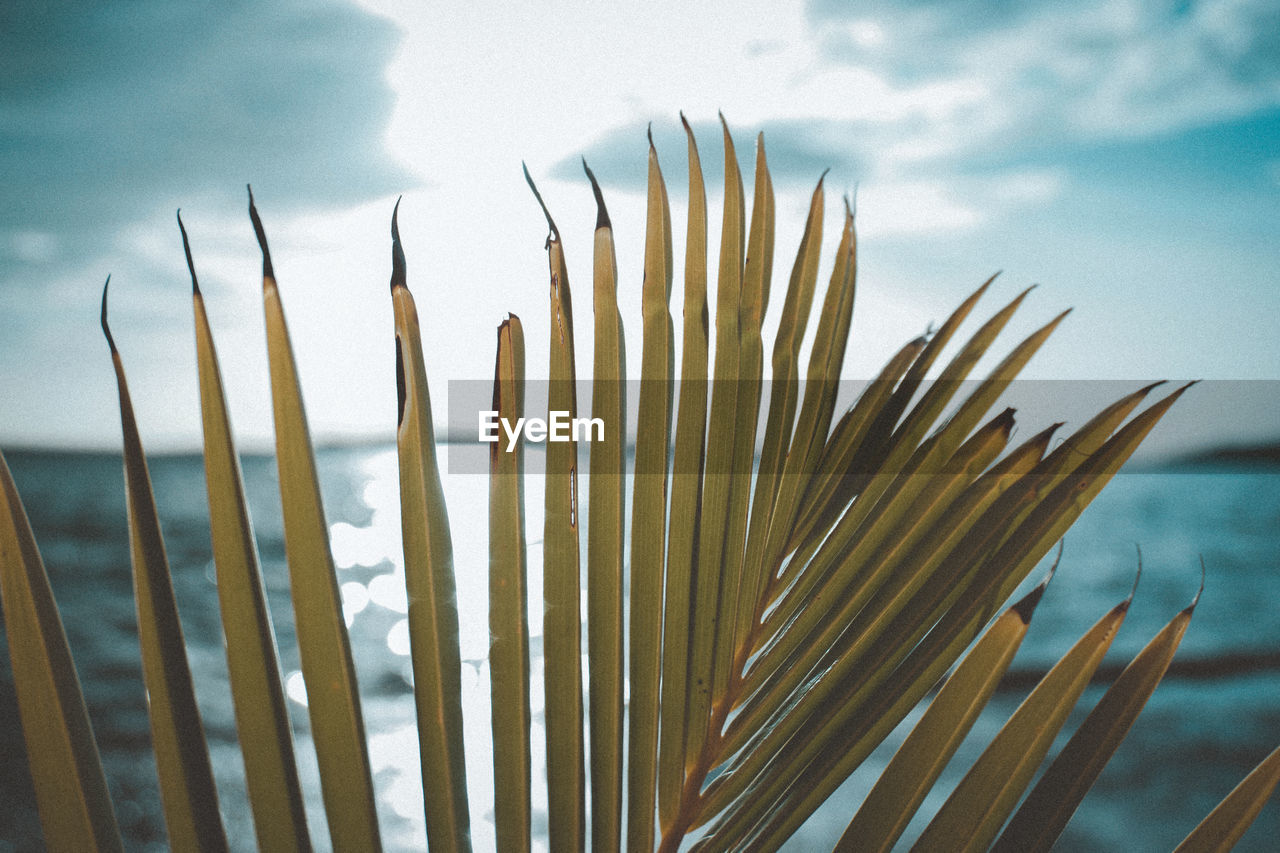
xmin=810 ymin=0 xmax=1280 ymax=144
xmin=855 ymin=168 xmax=1064 ymax=237
xmin=856 ymin=179 xmax=984 ymax=236
xmin=985 ymin=169 xmax=1065 ymax=206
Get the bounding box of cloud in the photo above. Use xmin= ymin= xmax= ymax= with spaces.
xmin=0 ymin=0 xmax=411 ymax=273
xmin=806 ymin=0 xmax=1280 ymax=143
xmin=549 ymin=117 xmax=864 ymax=192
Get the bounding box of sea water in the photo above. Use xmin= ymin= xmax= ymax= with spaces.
xmin=1 ymin=447 xmax=1277 ymax=851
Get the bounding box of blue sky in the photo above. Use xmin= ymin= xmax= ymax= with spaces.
xmin=1 ymin=0 xmax=1277 ymax=453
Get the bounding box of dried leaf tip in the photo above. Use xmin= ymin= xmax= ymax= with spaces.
xmin=993 ymin=406 xmax=1018 ymax=437
xmin=177 ymin=210 xmax=200 ymax=295
xmin=971 ymin=271 xmax=1001 ymax=302
xmin=390 ymin=196 xmax=407 ymax=292
xmin=1014 ymin=540 xmax=1062 ymax=623
xmin=647 ymin=121 xmax=655 ymax=151
xmin=246 ymin=184 xmax=274 ymax=281
xmin=522 ymin=162 xmax=560 ymax=246
xmin=817 ymin=167 xmax=831 ymax=190
xmin=582 ymin=159 xmax=611 ymax=230
xmin=1186 ymin=556 xmax=1207 ymax=613
xmin=1038 ymin=421 xmax=1066 ymax=448
xmin=100 ymin=275 xmax=117 ymax=354
xmin=1120 ymin=544 xmax=1144 ymax=611
xmin=679 ymin=110 xmax=691 ymax=132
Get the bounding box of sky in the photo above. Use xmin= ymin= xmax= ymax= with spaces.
xmin=1 ymin=0 xmax=1278 ymax=455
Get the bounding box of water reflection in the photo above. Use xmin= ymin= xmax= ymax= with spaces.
xmin=332 ymin=447 xmax=555 ymax=850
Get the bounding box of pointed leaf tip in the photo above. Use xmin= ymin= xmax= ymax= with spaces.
xmin=1122 ymin=546 xmax=1143 ymax=610
xmin=679 ymin=110 xmax=691 ymax=131
xmin=522 ymin=163 xmax=560 ymax=244
xmin=1013 ymin=540 xmax=1062 ymax=623
xmin=246 ymin=185 xmax=274 ymax=281
xmin=995 ymin=406 xmax=1017 ymax=435
xmin=647 ymin=121 xmax=655 ymax=149
xmin=177 ymin=210 xmax=200 ymax=295
xmin=100 ymin=275 xmax=116 ymax=353
xmin=1188 ymin=556 xmax=1206 ymax=613
xmin=582 ymin=160 xmax=611 ymax=230
xmin=390 ymin=197 xmax=406 ymax=292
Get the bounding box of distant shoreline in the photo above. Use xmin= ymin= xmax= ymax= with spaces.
xmin=7 ymin=438 xmax=1280 ymax=470
xmin=1176 ymin=443 xmax=1280 ymax=467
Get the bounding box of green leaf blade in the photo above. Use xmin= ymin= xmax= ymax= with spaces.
xmin=251 ymin=191 xmax=382 ymax=852
xmin=389 ymin=207 xmax=472 ymax=852
xmin=0 ymin=449 xmax=124 ymax=853
xmin=629 ymin=136 xmax=676 ymax=853
xmin=490 ymin=315 xmax=531 ymax=853
xmin=912 ymin=597 xmax=1131 ymax=853
xmin=1174 ymin=744 xmax=1280 ymax=853
xmin=191 ymin=278 xmax=312 ymax=853
xmin=657 ymin=118 xmax=708 ymax=833
xmin=105 ymin=278 xmax=227 ymax=852
xmin=585 ymin=163 xmax=627 ymax=851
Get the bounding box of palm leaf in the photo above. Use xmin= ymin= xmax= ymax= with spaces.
xmin=185 ymin=216 xmax=312 ymax=852
xmin=994 ymin=561 xmax=1200 ymax=852
xmin=524 ymin=167 xmax=586 ymax=850
xmin=657 ymin=115 xmax=708 ymax=831
xmin=7 ymin=118 xmax=1272 ymax=853
xmin=388 ymin=203 xmax=472 ymax=851
xmin=102 ymin=278 xmax=227 ymax=852
xmin=684 ymin=119 xmax=746 ymax=799
xmin=1175 ymin=744 xmax=1280 ymax=853
xmin=836 ymin=562 xmax=1056 ymax=853
xmin=627 ymin=130 xmax=676 ymax=853
xmin=584 ymin=160 xmax=627 ymax=850
xmin=912 ymin=590 xmax=1132 ymax=851
xmin=490 ymin=313 xmax=531 ymax=853
xmin=249 ymin=188 xmax=382 ymax=851
xmin=0 ymin=448 xmax=122 ymax=852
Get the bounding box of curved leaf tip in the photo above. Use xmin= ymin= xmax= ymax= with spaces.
xmin=994 ymin=406 xmax=1017 ymax=437
xmin=177 ymin=211 xmax=200 ymax=295
xmin=246 ymin=184 xmax=274 ymax=281
xmin=391 ymin=196 xmax=406 ymax=292
xmin=100 ymin=276 xmax=116 ymax=353
xmin=1187 ymin=556 xmax=1206 ymax=614
xmin=522 ymin=163 xmax=559 ymax=245
xmin=582 ymin=159 xmax=611 ymax=230
xmin=1014 ymin=540 xmax=1063 ymax=623
xmin=1125 ymin=544 xmax=1143 ymax=608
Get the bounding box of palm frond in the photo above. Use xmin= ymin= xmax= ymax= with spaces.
xmin=1 ymin=118 xmax=1274 ymax=853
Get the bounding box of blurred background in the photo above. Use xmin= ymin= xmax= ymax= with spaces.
xmin=2 ymin=0 xmax=1278 ymax=849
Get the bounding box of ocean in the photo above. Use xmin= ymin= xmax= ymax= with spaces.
xmin=0 ymin=446 xmax=1277 ymax=851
